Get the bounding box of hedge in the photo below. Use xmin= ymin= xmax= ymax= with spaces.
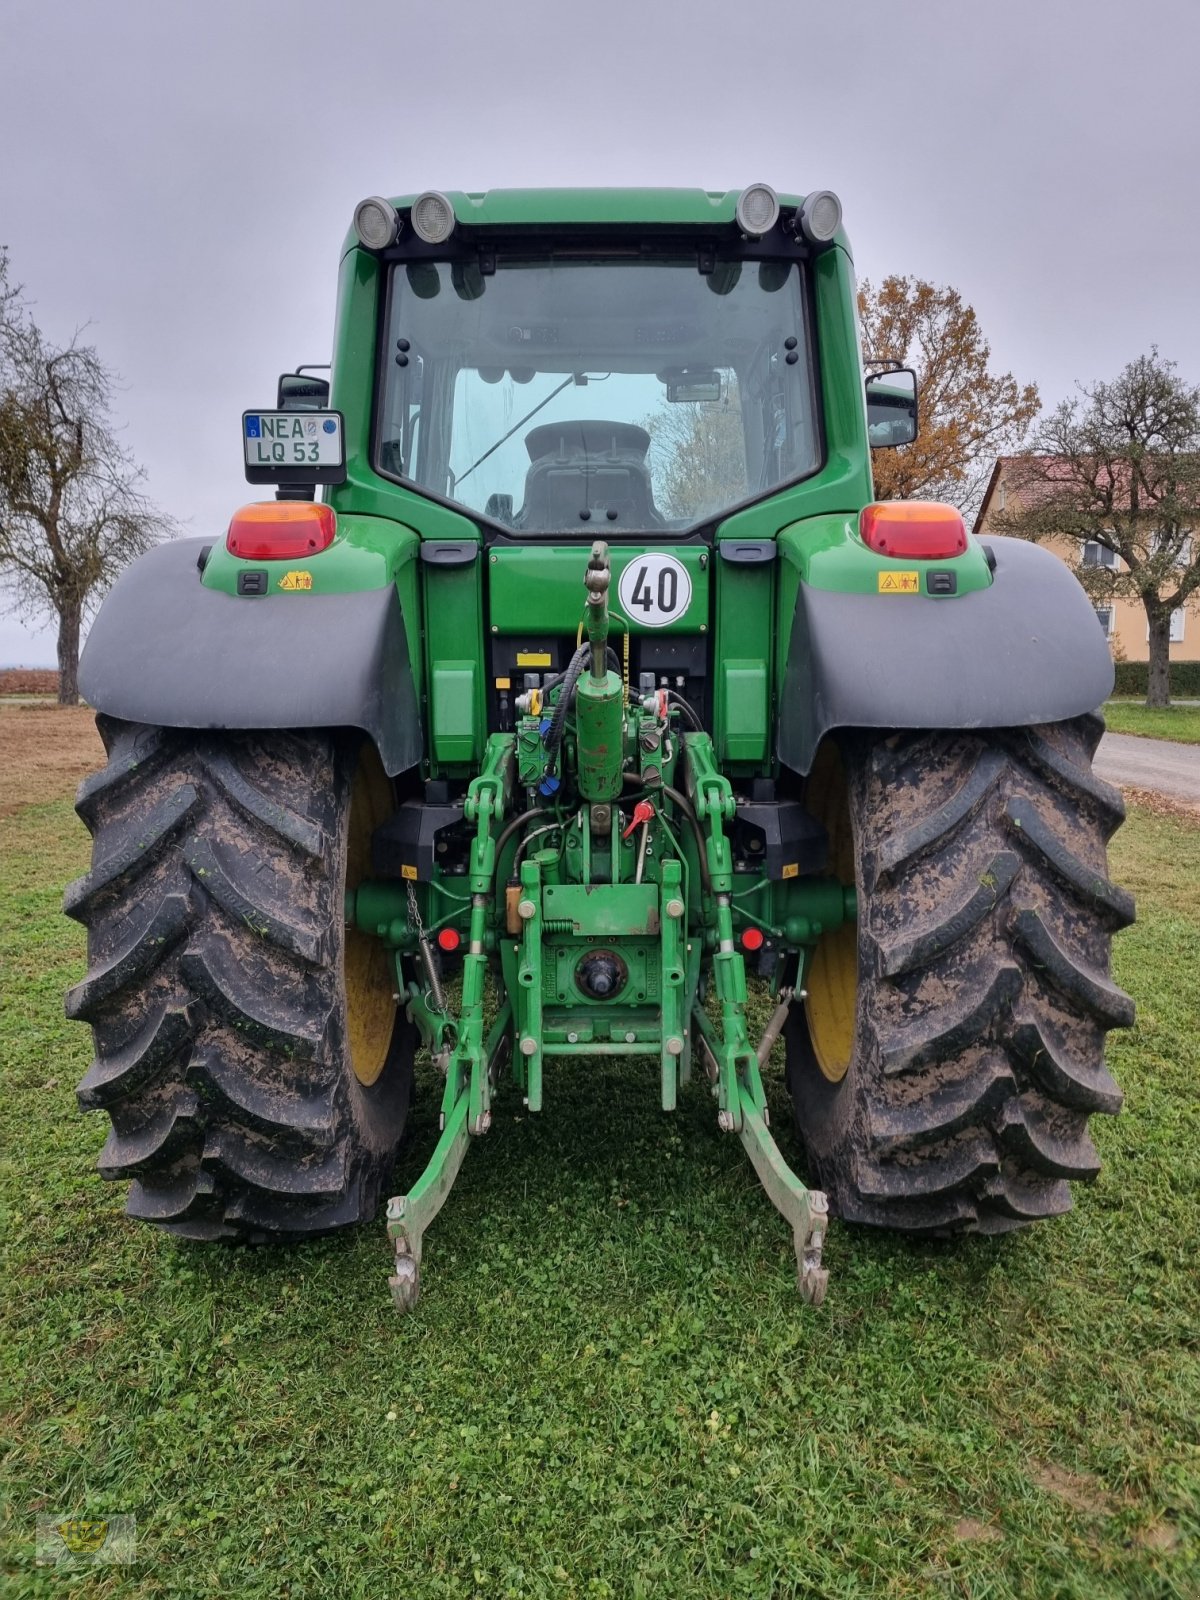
xmin=1112 ymin=661 xmax=1200 ymax=697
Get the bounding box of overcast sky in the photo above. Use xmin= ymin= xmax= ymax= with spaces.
xmin=2 ymin=0 xmax=1197 ymax=664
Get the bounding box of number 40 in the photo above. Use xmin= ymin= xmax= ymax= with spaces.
xmin=630 ymin=564 xmax=678 ymax=614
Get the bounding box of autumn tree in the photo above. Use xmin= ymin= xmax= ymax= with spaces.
xmin=994 ymin=350 xmax=1200 ymax=708
xmin=858 ymin=276 xmax=1039 ymax=513
xmin=0 ymin=249 xmax=174 ymax=704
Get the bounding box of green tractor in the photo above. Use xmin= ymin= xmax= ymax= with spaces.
xmin=66 ymin=186 xmax=1134 ymax=1309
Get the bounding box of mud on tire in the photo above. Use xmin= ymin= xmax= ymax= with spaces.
xmin=787 ymin=715 xmax=1134 ymax=1236
xmin=65 ymin=719 xmax=413 ymax=1241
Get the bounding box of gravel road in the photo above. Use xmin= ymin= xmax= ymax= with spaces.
xmin=1094 ymin=732 xmax=1200 ymax=805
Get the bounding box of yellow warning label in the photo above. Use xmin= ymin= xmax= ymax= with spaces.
xmin=516 ymin=651 xmax=552 ymax=666
xmin=878 ymin=570 xmax=919 ymax=594
xmin=781 ymin=862 xmax=799 ymax=880
xmin=278 ymin=570 xmax=313 ymax=591
xmin=401 ymin=864 xmax=418 ymax=881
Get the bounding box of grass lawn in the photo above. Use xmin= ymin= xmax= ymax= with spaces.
xmin=1104 ymin=701 xmax=1200 ymax=744
xmin=1 ymin=741 xmax=1197 ymax=1597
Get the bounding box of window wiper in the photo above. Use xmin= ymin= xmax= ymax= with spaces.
xmin=453 ymin=374 xmax=581 ymax=489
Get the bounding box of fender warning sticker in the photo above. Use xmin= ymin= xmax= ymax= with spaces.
xmin=878 ymin=570 xmax=919 ymax=593
xmin=278 ymin=570 xmax=313 ymax=591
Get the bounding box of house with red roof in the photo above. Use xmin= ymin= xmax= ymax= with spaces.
xmin=974 ymin=457 xmax=1200 ymax=666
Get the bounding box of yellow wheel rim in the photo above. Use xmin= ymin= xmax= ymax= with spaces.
xmin=805 ymin=741 xmax=857 ymax=1084
xmin=344 ymin=743 xmax=396 ymax=1087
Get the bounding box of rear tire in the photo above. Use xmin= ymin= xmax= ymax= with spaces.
xmin=65 ymin=720 xmax=413 ymax=1241
xmin=787 ymin=716 xmax=1134 ymax=1235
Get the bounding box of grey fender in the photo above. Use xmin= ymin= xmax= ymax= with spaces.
xmin=778 ymin=535 xmax=1114 ymax=774
xmin=79 ymin=538 xmax=422 ymax=775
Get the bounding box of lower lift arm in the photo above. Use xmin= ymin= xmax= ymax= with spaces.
xmin=386 ymin=735 xmax=515 ymax=1310
xmin=684 ymin=733 xmax=829 ymax=1305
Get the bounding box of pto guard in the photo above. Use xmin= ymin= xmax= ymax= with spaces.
xmin=78 ymin=537 xmax=422 ymax=775
xmin=777 ymin=535 xmax=1115 ymax=774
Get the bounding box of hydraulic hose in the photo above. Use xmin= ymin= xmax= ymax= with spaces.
xmin=494 ymin=807 xmax=542 ymax=861
xmin=540 ymin=644 xmax=620 ymax=700
xmin=543 ymin=642 xmax=591 ymax=770
xmin=667 ymin=691 xmax=705 ymax=734
xmin=663 ymin=783 xmax=713 ymax=895
xmin=514 ymin=822 xmax=562 ymax=870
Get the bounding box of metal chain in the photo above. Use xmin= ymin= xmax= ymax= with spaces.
xmin=406 ymin=880 xmax=448 ymax=1016
xmin=406 ymin=879 xmax=424 ymax=938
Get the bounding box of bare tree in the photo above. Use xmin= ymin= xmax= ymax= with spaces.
xmin=995 ymin=351 xmax=1200 ymax=707
xmin=859 ymin=276 xmax=1040 ymax=515
xmin=0 ymin=249 xmax=175 ymax=704
xmin=648 ymin=376 xmax=747 ymax=522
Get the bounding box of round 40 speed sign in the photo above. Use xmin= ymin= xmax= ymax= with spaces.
xmin=617 ymin=552 xmax=692 ymax=628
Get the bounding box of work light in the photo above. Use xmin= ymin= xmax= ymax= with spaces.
xmin=735 ymin=183 xmax=780 ymax=238
xmin=410 ymin=191 xmax=457 ymax=244
xmin=797 ymin=190 xmax=843 ymax=245
xmin=352 ymin=196 xmax=401 ymax=251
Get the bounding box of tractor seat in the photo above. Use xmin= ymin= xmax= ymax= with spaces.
xmin=518 ymin=420 xmax=662 ymax=531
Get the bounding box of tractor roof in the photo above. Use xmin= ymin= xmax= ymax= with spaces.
xmin=340 ymin=189 xmax=849 ymax=255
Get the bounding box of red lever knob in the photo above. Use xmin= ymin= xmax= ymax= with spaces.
xmin=622 ymin=799 xmax=655 ymax=840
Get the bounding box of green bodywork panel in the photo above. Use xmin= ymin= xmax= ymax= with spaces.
xmin=719 ymin=663 xmax=769 ymax=763
xmin=777 ymin=514 xmax=992 ymax=596
xmin=201 ymin=511 xmax=420 ymax=597
xmin=488 ymin=546 xmax=709 ymax=635
xmin=713 ymin=548 xmax=774 ymax=769
xmin=423 ymin=556 xmax=486 ymax=769
xmin=430 ymin=662 xmax=478 ymax=764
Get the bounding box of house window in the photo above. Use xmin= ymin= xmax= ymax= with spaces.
xmin=1094 ymin=606 xmax=1115 ymax=639
xmin=1082 ymin=540 xmax=1118 ymax=569
xmin=1145 ymin=610 xmax=1186 ymax=644
xmin=1151 ymin=531 xmax=1193 ymax=567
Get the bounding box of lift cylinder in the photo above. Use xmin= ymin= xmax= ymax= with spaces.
xmin=575 ymin=670 xmax=624 ymax=800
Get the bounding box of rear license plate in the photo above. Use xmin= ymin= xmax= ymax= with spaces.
xmin=242 ymin=410 xmax=344 ymax=471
